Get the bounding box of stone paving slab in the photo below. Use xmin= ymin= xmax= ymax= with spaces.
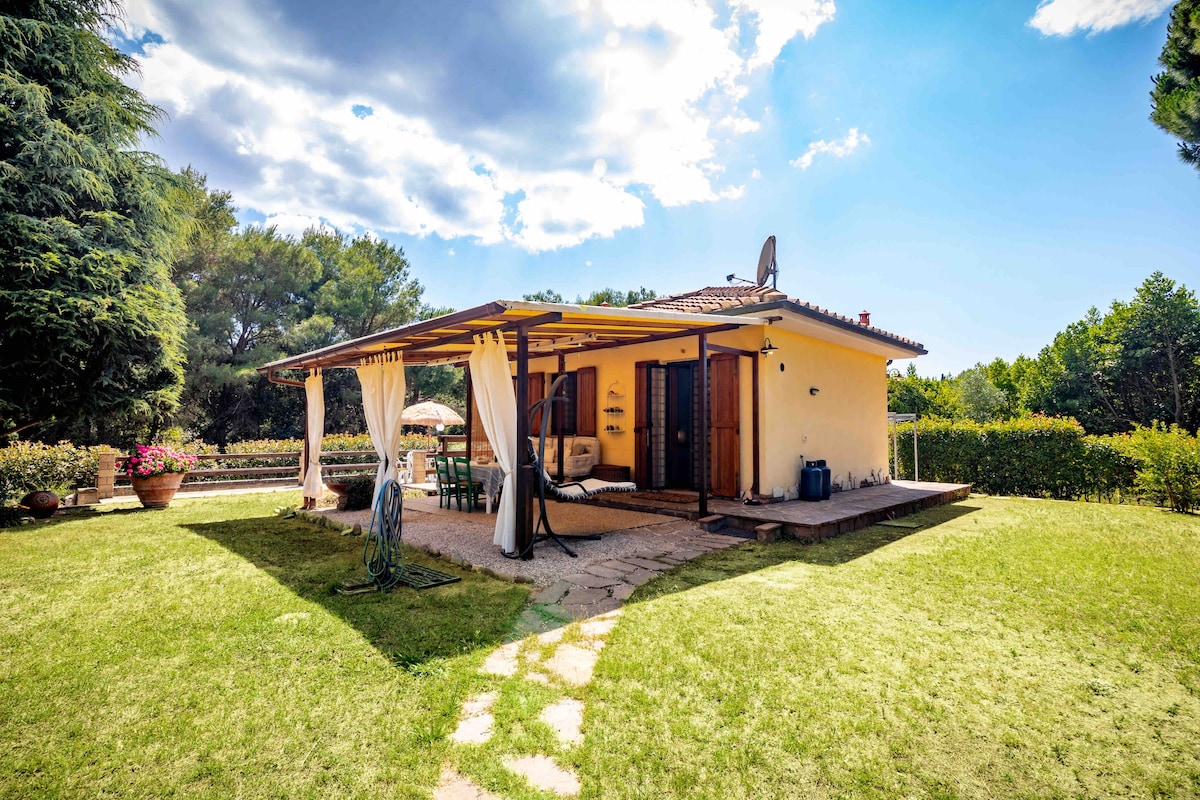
xmin=504 ymin=755 xmax=580 ymax=796
xmin=561 ymin=586 xmax=609 ymax=606
xmin=480 ymin=642 xmax=520 ymax=676
xmin=563 ymin=572 xmax=620 ymax=589
xmin=434 ymin=767 xmax=503 ymax=800
xmin=609 ymin=583 xmax=635 ymax=602
xmin=544 ymin=643 xmax=599 ymax=686
xmin=533 ymin=580 xmax=573 ymax=605
xmin=583 ymin=565 xmax=629 ymax=579
xmin=618 ymin=557 xmax=671 ymax=572
xmin=623 ymin=568 xmax=659 ymax=586
xmin=579 ymin=617 xmax=620 ymax=637
xmin=540 ymin=697 xmax=585 ymax=746
xmin=450 ymin=692 xmax=497 ymax=744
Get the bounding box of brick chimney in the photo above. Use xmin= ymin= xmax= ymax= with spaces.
xmin=859 ymin=310 xmax=870 ymax=326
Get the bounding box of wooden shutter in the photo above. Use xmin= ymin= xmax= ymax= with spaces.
xmin=709 ymin=353 xmax=740 ymax=498
xmin=633 ymin=360 xmax=656 ymax=486
xmin=528 ymin=372 xmax=545 ymax=433
xmin=575 ymin=366 xmax=596 ymax=436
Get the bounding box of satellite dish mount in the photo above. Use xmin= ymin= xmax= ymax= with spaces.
xmin=756 ymin=235 xmax=778 ymax=289
xmin=727 ymin=235 xmax=779 ymax=289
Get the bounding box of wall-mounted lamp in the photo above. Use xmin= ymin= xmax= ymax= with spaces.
xmin=760 ymin=338 xmax=778 ymax=356
xmin=809 ymin=387 xmax=820 ymax=396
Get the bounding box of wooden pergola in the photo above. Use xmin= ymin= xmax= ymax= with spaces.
xmin=258 ymin=300 xmax=772 ymax=557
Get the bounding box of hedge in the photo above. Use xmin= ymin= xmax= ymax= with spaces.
xmin=1 ymin=434 xmax=442 ymax=499
xmin=0 ymin=442 xmax=111 ymax=504
xmin=216 ymin=434 xmax=436 ymax=469
xmin=891 ymin=416 xmax=1138 ymax=500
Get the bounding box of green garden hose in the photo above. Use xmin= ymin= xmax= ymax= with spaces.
xmin=363 ymin=479 xmax=405 ymax=590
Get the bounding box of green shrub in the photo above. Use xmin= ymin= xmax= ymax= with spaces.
xmin=0 ymin=442 xmax=110 ymax=504
xmin=891 ymin=416 xmax=1136 ymax=501
xmin=344 ymin=475 xmax=376 ymax=511
xmin=1120 ymin=424 xmax=1200 ymax=513
xmin=0 ymin=505 xmax=30 ymax=527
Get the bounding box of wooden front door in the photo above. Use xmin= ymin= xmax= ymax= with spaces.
xmin=708 ymin=353 xmax=740 ymax=498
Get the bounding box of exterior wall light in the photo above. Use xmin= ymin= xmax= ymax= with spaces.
xmin=809 ymin=387 xmax=820 ymax=396
xmin=760 ymin=338 xmax=778 ymax=356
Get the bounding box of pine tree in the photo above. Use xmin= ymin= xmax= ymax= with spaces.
xmin=0 ymin=0 xmax=188 ymax=439
xmin=1151 ymin=0 xmax=1200 ymax=172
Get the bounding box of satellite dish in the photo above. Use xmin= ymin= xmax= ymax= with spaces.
xmin=756 ymin=235 xmax=777 ymax=288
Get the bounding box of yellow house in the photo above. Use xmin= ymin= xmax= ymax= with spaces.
xmin=518 ymin=285 xmax=925 ymax=502
xmin=260 ymin=287 xmax=925 ymax=554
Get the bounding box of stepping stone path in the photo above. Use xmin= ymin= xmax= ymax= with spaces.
xmin=435 ymin=525 xmax=744 ymax=798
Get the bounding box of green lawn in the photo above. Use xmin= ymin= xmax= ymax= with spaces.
xmin=0 ymin=492 xmax=527 ymax=799
xmin=578 ymin=498 xmax=1200 ymax=799
xmin=4 ymin=494 xmax=1200 ymax=799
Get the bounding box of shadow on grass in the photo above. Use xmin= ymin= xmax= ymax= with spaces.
xmin=186 ymin=513 xmax=528 ymax=670
xmin=631 ymin=501 xmax=981 ymax=603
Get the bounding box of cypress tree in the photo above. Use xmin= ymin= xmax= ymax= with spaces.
xmin=0 ymin=0 xmax=187 ymax=439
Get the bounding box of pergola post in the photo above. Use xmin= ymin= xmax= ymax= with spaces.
xmin=464 ymin=366 xmax=473 ymax=458
xmin=556 ymin=351 xmax=566 ymax=484
xmin=751 ymin=352 xmax=760 ymax=498
xmin=698 ymin=331 xmax=709 ymax=518
xmin=515 ymin=326 xmax=533 ymax=558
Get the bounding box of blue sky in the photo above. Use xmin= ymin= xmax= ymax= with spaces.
xmin=116 ymin=0 xmax=1196 ymax=376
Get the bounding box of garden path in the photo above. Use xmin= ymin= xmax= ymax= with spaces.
xmin=434 ymin=534 xmax=742 ymax=798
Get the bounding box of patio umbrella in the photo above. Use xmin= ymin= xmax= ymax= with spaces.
xmin=401 ymin=401 xmax=465 ymax=428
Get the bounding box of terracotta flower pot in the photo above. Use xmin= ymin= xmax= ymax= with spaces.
xmin=326 ymin=482 xmax=350 ymax=511
xmin=130 ymin=472 xmax=186 ymax=509
xmin=21 ymin=491 xmax=59 ymax=519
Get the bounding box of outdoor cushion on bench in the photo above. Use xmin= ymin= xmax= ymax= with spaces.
xmin=532 ymin=453 xmax=636 ymax=500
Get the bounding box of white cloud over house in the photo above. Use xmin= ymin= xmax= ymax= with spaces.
xmin=790 ymin=128 xmax=870 ymax=171
xmin=118 ymin=0 xmax=837 ymax=252
xmin=1028 ymin=0 xmax=1174 ymax=36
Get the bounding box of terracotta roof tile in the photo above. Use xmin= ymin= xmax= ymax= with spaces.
xmin=630 ymin=286 xmax=924 ymax=352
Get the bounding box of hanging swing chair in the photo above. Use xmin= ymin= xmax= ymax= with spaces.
xmin=515 ymin=374 xmax=637 ymax=558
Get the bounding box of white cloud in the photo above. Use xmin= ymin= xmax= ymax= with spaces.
xmin=125 ymin=0 xmax=837 ymax=252
xmin=257 ymin=212 xmax=322 ymax=238
xmin=508 ymin=171 xmax=645 ymax=252
xmin=731 ymin=0 xmax=837 ymax=68
xmin=790 ymin=127 xmax=870 ymax=170
xmin=718 ymin=115 xmax=762 ymax=134
xmin=1028 ymin=0 xmax=1173 ymax=35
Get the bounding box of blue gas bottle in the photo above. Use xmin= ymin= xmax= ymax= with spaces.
xmin=801 ymin=461 xmax=823 ymax=501
xmin=816 ymin=460 xmax=832 ymax=500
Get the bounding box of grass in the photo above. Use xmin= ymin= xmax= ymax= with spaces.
xmin=0 ymin=492 xmax=527 ymax=799
xmin=576 ymin=497 xmax=1200 ymax=799
xmin=5 ymin=493 xmax=1200 ymax=799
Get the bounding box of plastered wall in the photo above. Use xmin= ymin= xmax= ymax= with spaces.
xmin=518 ymin=323 xmax=889 ymax=496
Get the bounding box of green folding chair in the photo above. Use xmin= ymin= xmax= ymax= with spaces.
xmin=433 ymin=455 xmax=454 ymax=509
xmin=451 ymin=456 xmax=483 ymax=512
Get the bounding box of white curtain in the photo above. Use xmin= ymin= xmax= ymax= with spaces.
xmin=302 ymin=370 xmax=326 ymax=501
xmin=469 ymin=332 xmax=519 ymax=553
xmin=356 ymin=352 xmax=407 ymax=507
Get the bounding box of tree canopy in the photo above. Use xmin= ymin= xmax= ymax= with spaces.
xmin=1151 ymin=0 xmax=1200 ymax=172
xmin=890 ymin=272 xmax=1200 ymax=434
xmin=0 ymin=0 xmax=187 ymax=438
xmin=170 ymin=172 xmax=440 ymax=445
xmin=522 ymin=287 xmax=656 ymax=307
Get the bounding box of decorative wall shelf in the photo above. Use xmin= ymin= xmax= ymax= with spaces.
xmin=604 ymin=381 xmax=626 ymax=433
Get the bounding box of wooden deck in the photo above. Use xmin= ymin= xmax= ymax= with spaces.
xmin=592 ymin=480 xmax=972 ymax=541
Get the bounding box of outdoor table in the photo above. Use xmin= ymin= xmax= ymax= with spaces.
xmin=468 ymin=462 xmax=505 ymax=513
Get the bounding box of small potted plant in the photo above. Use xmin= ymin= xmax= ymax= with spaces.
xmin=125 ymin=445 xmax=198 ymax=509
